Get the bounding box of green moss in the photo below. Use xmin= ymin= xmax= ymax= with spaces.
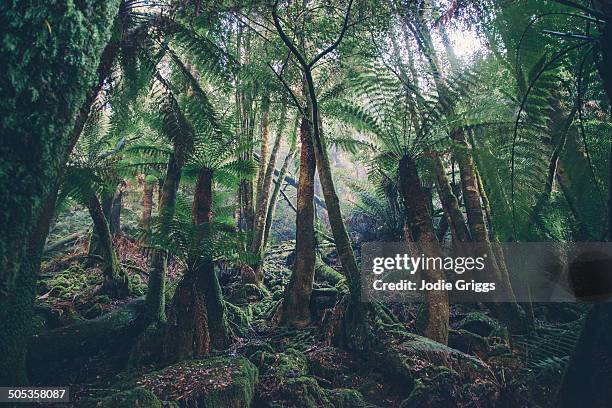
xmin=140 ymin=357 xmax=258 ymax=407
xmin=226 ymin=301 xmax=252 ymax=337
xmin=279 ymin=376 xmax=330 ymax=408
xmin=41 ymin=265 xmax=102 ymax=302
xmin=326 ymin=388 xmax=368 ymax=408
xmin=315 ymin=259 xmax=344 ymax=285
xmin=457 ymin=312 xmax=499 ymax=337
xmin=0 ymin=0 xmax=122 ymax=384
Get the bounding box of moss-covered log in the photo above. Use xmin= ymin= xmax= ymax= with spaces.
xmin=27 ymin=299 xmax=145 ymax=383
xmin=0 ymin=0 xmax=121 ymax=385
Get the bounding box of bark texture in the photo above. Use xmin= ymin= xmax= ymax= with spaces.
xmin=0 ymin=0 xmax=121 ymax=385
xmin=165 ymin=168 xmax=231 ymax=359
xmin=281 ymin=117 xmax=316 ymax=328
xmin=399 ymin=155 xmax=449 ymax=345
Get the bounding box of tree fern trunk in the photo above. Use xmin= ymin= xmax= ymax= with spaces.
xmin=140 ymin=178 xmax=155 ymax=230
xmin=281 ymin=116 xmax=316 ymax=328
xmin=399 ymin=155 xmax=450 ymax=345
xmin=0 ymin=0 xmax=121 ymax=385
xmin=193 ymin=168 xmax=231 ymax=348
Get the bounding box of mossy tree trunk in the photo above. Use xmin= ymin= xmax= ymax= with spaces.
xmin=281 ymin=116 xmax=317 ymax=328
xmin=192 ymin=168 xmax=232 ymax=349
xmin=86 ymin=194 xmax=131 ymax=298
xmin=109 ymin=184 xmax=123 ymax=236
xmin=165 ymin=168 xmax=231 ymax=359
xmin=0 ymin=0 xmax=121 ymax=385
xmin=418 ymin=17 xmax=528 ymax=335
xmin=88 ymin=184 xmax=120 ymax=261
xmin=399 ymin=155 xmax=450 ymax=345
xmin=145 ymin=153 xmax=183 ymax=323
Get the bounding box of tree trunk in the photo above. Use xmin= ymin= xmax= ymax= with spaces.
xmin=556 ymin=303 xmax=612 ymax=407
xmin=399 ymin=155 xmax=449 ymax=345
xmin=86 ymin=194 xmax=130 ymax=297
xmin=304 ymin=74 xmax=370 ymax=351
xmin=165 ymin=168 xmax=230 ymax=359
xmin=431 ymin=154 xmax=470 ymax=244
xmin=192 ymin=168 xmax=231 ymax=349
xmin=140 ymin=178 xmax=155 ymax=230
xmin=255 ymin=93 xmax=270 ymax=207
xmin=88 ymin=186 xmax=118 ymax=261
xmin=281 ymin=117 xmax=316 ymax=328
xmin=251 ymin=100 xmax=288 ymax=264
xmin=264 ymin=120 xmax=299 ymax=249
xmin=145 ymin=153 xmax=182 ymax=323
xmin=0 ymin=0 xmax=120 ymax=385
xmin=109 ymin=185 xmax=123 ymax=236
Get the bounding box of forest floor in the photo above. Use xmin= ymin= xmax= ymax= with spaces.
xmin=29 ymin=236 xmax=587 ymax=407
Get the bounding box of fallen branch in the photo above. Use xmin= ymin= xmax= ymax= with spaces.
xmin=43 ymin=232 xmax=84 ymax=254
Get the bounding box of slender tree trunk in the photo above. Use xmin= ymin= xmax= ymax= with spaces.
xmin=271 ymin=0 xmax=368 ymax=350
xmin=251 ymin=100 xmax=288 ymax=261
xmin=141 ymin=178 xmax=155 ymax=229
xmin=281 ymin=117 xmax=316 ymax=327
xmin=109 ymin=185 xmax=123 ymax=236
xmin=255 ymin=93 xmax=270 ymax=206
xmin=399 ymin=155 xmax=449 ymax=344
xmin=432 ymin=154 xmax=470 ymax=244
xmin=264 ymin=119 xmax=299 ymax=249
xmin=145 ymin=153 xmax=183 ymax=322
xmin=305 ymin=77 xmax=369 ymax=350
xmin=0 ymin=0 xmax=120 ymax=385
xmin=86 ymin=194 xmax=130 ymax=297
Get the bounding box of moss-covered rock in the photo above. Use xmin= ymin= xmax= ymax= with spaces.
xmin=456 ymin=312 xmax=499 ymax=337
xmin=448 ymin=329 xmax=489 ymax=357
xmin=279 ymin=376 xmax=331 ymax=407
xmin=137 ymin=357 xmax=258 ymax=407
xmin=257 ymin=348 xmax=325 ymax=406
xmin=326 ymin=388 xmax=369 ymax=408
